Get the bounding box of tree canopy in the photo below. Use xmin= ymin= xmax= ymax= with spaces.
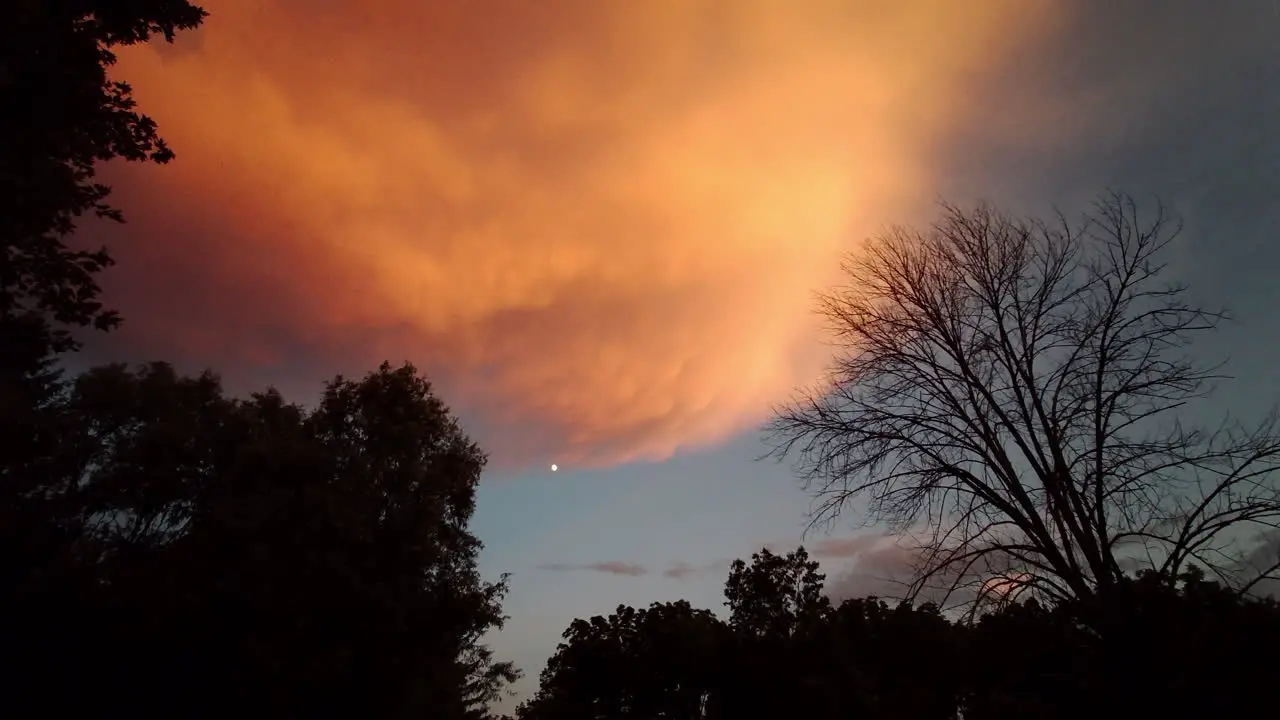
xmin=2 ymin=0 xmax=207 ymax=358
xmin=2 ymin=361 xmax=517 ymax=717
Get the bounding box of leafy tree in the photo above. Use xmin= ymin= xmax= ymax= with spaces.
xmin=724 ymin=546 xmax=830 ymax=637
xmin=519 ymin=549 xmax=835 ymax=720
xmin=717 ymin=547 xmax=832 ymax=716
xmin=769 ymin=192 xmax=1280 ymax=607
xmin=522 ymin=548 xmax=969 ymax=720
xmin=1 ymin=361 xmax=516 ymax=718
xmin=2 ymin=0 xmax=206 ymax=357
xmin=518 ymin=600 xmax=726 ymax=720
xmin=1 ymin=2 xmax=208 ymax=568
xmin=720 ymin=548 xmax=963 ymax=719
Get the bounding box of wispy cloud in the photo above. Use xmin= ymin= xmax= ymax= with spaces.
xmin=536 ymin=558 xmax=733 ymax=580
xmin=823 ymin=542 xmax=924 ymax=603
xmin=662 ymin=560 xmax=731 ymax=580
xmin=755 ymin=532 xmax=893 ymax=559
xmin=808 ymin=533 xmax=896 ymax=559
xmin=760 ymin=533 xmax=924 ymax=601
xmin=537 ymin=561 xmax=649 ymax=577
xmin=662 ymin=562 xmax=699 ymax=580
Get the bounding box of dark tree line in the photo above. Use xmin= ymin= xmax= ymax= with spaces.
xmin=517 ymin=548 xmax=1280 ymax=720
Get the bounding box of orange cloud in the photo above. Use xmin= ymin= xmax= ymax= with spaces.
xmin=93 ymin=0 xmax=1062 ymax=468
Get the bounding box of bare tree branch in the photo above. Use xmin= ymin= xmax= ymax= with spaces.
xmin=768 ymin=192 xmax=1280 ymax=609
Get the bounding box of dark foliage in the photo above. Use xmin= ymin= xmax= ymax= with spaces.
xmin=521 ymin=551 xmax=1280 ymax=720
xmin=2 ymin=0 xmax=207 ymax=355
xmin=963 ymin=566 xmax=1280 ymax=719
xmin=3 ymin=0 xmax=209 ymax=510
xmin=518 ymin=600 xmax=727 ymax=720
xmin=1 ymin=361 xmax=517 ymax=718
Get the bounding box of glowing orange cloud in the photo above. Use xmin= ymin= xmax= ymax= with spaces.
xmin=96 ymin=0 xmax=1061 ymax=468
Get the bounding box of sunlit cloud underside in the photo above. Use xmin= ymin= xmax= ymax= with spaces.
xmin=101 ymin=0 xmax=1062 ymax=468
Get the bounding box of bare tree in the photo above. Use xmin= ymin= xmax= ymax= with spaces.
xmin=768 ymin=192 xmax=1280 ymax=609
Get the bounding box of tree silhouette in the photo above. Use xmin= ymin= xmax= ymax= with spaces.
xmin=2 ymin=2 xmax=208 ymax=542
xmin=2 ymin=0 xmax=206 ymax=359
xmin=963 ymin=567 xmax=1280 ymax=719
xmin=719 ymin=547 xmax=962 ymax=719
xmin=768 ymin=192 xmax=1280 ymax=608
xmin=1 ymin=361 xmax=516 ymax=718
xmin=518 ymin=601 xmax=726 ymax=719
xmin=817 ymin=598 xmax=961 ymax=720
xmin=519 ymin=546 xmax=971 ymax=719
xmin=521 ymin=546 xmax=1280 ymax=720
xmin=719 ymin=548 xmax=831 ymax=717
xmin=725 ymin=546 xmax=830 ymax=637
xmin=521 ymin=548 xmax=969 ymax=720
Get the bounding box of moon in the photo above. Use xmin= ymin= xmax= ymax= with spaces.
xmin=550 ymin=463 xmax=558 ymax=472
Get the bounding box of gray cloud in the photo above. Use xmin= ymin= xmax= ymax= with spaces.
xmin=537 ymin=561 xmax=648 ymax=577
xmin=753 ymin=533 xmax=922 ymax=602
xmin=815 ymin=530 xmax=1280 ymax=605
xmin=663 ymin=560 xmax=731 ymax=580
xmin=535 ymin=557 xmax=733 ymax=581
xmin=662 ymin=562 xmax=698 ymax=580
xmin=767 ymin=533 xmax=1020 ymax=606
xmin=808 ymin=533 xmax=895 ymax=559
xmin=933 ymin=0 xmax=1280 ymax=420
xmin=1239 ymin=531 xmax=1280 ymax=599
xmin=823 ymin=543 xmax=922 ymax=603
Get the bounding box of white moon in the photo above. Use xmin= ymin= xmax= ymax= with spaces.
xmin=550 ymin=464 xmax=558 ymax=472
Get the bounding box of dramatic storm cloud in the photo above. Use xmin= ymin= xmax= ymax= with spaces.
xmin=85 ymin=0 xmax=1062 ymax=468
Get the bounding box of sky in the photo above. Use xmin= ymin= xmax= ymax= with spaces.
xmin=77 ymin=0 xmax=1280 ymax=711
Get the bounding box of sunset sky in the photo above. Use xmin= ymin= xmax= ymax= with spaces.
xmin=78 ymin=0 xmax=1279 ymax=710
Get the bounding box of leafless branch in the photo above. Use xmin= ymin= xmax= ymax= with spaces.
xmin=768 ymin=192 xmax=1280 ymax=607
